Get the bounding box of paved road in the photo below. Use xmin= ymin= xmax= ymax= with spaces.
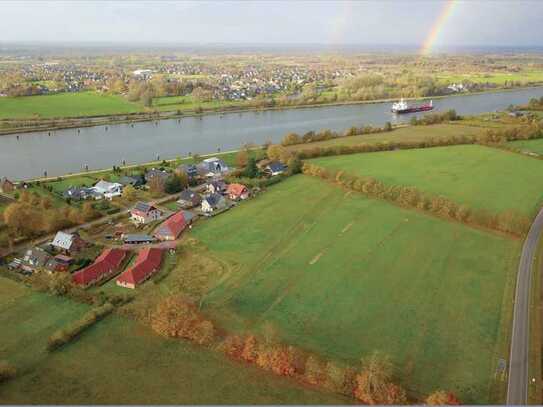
xmin=507 ymin=207 xmax=543 ymax=404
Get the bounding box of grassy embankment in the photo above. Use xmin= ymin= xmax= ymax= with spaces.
xmin=190 ymin=175 xmax=519 ymax=403
xmin=0 ymin=277 xmax=346 ymax=404
xmin=508 ymin=138 xmax=543 ymax=155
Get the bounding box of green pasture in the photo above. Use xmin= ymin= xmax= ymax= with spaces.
xmin=191 ymin=175 xmax=519 ymax=403
xmin=0 ymin=92 xmax=140 ymax=119
xmin=310 ymin=144 xmax=543 ymax=217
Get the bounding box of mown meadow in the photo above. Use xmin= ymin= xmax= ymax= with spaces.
xmin=0 ymin=276 xmax=346 ymax=404
xmin=310 ymin=144 xmax=543 ymax=217
xmin=191 ymin=175 xmax=519 ymax=403
xmin=0 ymin=92 xmax=140 ymax=119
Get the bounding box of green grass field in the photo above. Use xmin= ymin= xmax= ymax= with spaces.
xmin=0 ymin=277 xmax=346 ymax=404
xmin=0 ymin=92 xmax=141 ymax=119
xmin=191 ymin=175 xmax=519 ymax=403
xmin=285 ymin=123 xmax=489 ymax=153
xmin=45 ymin=175 xmax=98 ymax=194
xmin=310 ymin=144 xmax=543 ymax=217
xmin=0 ymin=277 xmax=90 ymax=371
xmin=153 ymin=94 xmax=246 ymax=112
xmin=508 ymin=138 xmax=543 ymax=155
xmin=437 ymin=70 xmax=543 ymax=85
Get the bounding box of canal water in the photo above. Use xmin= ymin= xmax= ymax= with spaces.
xmin=1 ymin=87 xmax=542 ymax=180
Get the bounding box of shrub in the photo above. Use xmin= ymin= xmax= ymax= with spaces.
xmin=0 ymin=360 xmax=16 ymax=383
xmin=46 ymin=303 xmax=115 ymax=351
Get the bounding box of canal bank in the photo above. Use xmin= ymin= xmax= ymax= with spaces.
xmin=1 ymin=86 xmax=542 ymax=181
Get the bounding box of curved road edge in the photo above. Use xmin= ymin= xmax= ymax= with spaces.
xmin=507 ymin=207 xmax=543 ymax=404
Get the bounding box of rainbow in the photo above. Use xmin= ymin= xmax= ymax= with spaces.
xmin=420 ymin=0 xmax=457 ymax=55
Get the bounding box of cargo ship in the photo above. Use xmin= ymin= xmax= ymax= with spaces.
xmin=391 ymin=98 xmax=433 ymax=114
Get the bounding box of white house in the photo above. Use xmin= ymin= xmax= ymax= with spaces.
xmin=197 ymin=157 xmax=229 ymax=177
xmin=92 ymin=180 xmax=123 ymax=200
xmin=130 ymin=202 xmax=162 ymax=225
xmin=201 ymin=193 xmax=227 ymax=213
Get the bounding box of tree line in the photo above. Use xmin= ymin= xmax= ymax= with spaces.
xmin=2 ymin=190 xmax=99 ymax=242
xmin=302 ymin=162 xmax=531 ymax=237
xmin=150 ymin=295 xmax=459 ymax=405
xmin=280 ymin=123 xmax=393 ymax=147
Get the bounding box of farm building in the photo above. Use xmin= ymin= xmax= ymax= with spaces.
xmin=45 ymin=254 xmax=73 ymax=273
xmin=0 ymin=177 xmax=15 ymax=193
xmin=51 ymin=231 xmax=86 ymax=254
xmin=177 ymin=189 xmax=202 ymax=208
xmin=72 ymin=248 xmax=126 ymax=287
xmin=226 ymin=183 xmax=249 ymax=200
xmin=116 ymin=248 xmax=163 ymax=289
xmin=130 ymin=202 xmax=162 ymax=225
xmin=201 ymin=193 xmax=227 ymax=213
xmin=21 ymin=248 xmax=51 ymax=273
xmin=154 ymin=210 xmax=194 ymax=241
xmin=123 ymin=234 xmax=156 ymax=245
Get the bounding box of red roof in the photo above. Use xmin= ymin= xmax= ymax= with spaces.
xmin=226 ymin=183 xmax=247 ymax=197
xmin=116 ymin=248 xmax=163 ymax=287
xmin=72 ymin=248 xmax=126 ymax=286
xmin=155 ymin=211 xmax=187 ymax=240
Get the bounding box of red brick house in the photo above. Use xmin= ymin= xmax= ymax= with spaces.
xmin=72 ymin=248 xmax=126 ymax=287
xmin=116 ymin=248 xmax=163 ymax=289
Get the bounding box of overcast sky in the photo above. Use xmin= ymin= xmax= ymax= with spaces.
xmin=1 ymin=0 xmax=542 ymax=49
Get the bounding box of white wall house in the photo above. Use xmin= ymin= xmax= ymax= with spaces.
xmin=92 ymin=180 xmax=123 ymax=200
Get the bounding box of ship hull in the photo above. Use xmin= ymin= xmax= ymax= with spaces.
xmin=391 ymin=105 xmax=434 ymax=114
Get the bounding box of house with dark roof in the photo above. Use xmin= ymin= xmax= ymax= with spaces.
xmin=201 ymin=193 xmax=227 ymax=213
xmin=72 ymin=248 xmax=126 ymax=287
xmin=63 ymin=186 xmax=93 ymax=201
xmin=226 ymin=183 xmax=249 ymax=201
xmin=116 ymin=248 xmax=163 ymax=289
xmin=197 ymin=157 xmax=229 ymax=177
xmin=176 ymin=164 xmax=198 ymax=178
xmin=205 ymin=180 xmax=226 ymax=195
xmin=177 ymin=189 xmax=202 ymax=208
xmin=119 ymin=175 xmax=146 ymax=188
xmin=123 ymin=234 xmax=156 ymax=245
xmin=154 ymin=210 xmax=194 ymax=241
xmin=145 ymin=169 xmax=170 ymax=184
xmin=265 ymin=162 xmax=287 ymax=176
xmin=130 ymin=202 xmax=162 ymax=225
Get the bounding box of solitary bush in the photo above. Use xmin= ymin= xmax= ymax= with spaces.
xmin=0 ymin=360 xmax=16 ymax=383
